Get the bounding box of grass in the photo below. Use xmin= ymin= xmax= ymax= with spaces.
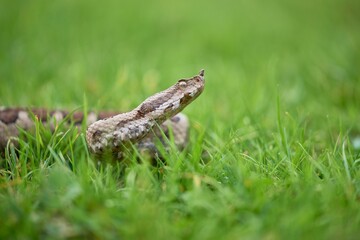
xmin=1 ymin=0 xmax=360 ymax=239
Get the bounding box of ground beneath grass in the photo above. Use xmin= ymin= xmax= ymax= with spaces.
xmin=1 ymin=0 xmax=359 ymax=239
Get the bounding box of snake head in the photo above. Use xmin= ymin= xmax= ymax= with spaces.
xmin=176 ymin=69 xmax=205 ymax=106
xmin=135 ymin=69 xmax=205 ymax=121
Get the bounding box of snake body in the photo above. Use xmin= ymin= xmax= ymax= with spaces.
xmin=0 ymin=70 xmax=205 ymax=158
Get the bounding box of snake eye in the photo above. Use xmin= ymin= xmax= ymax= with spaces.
xmin=178 ymin=79 xmax=187 ymax=87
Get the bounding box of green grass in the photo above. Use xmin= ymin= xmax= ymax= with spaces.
xmin=1 ymin=0 xmax=360 ymax=239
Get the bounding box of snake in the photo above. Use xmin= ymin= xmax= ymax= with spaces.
xmin=0 ymin=70 xmax=205 ymax=159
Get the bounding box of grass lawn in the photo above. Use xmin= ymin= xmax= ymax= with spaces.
xmin=1 ymin=0 xmax=360 ymax=239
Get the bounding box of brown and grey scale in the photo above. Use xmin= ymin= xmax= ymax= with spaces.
xmin=0 ymin=70 xmax=205 ymax=159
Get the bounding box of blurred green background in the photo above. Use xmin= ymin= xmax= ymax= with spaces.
xmin=1 ymin=0 xmax=360 ymax=239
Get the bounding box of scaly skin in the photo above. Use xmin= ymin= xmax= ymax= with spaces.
xmin=86 ymin=70 xmax=205 ymax=155
xmin=0 ymin=70 xmax=205 ymax=158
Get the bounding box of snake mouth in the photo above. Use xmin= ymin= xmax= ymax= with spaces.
xmin=195 ymin=69 xmax=205 ymax=94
